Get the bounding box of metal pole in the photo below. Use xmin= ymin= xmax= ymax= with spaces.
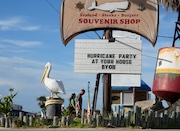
xmin=133 ymin=87 xmax=136 ymax=106
xmin=87 ymin=81 xmax=91 ymax=118
xmin=91 ymin=73 xmax=100 ymax=116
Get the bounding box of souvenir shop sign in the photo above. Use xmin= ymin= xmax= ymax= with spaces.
xmin=60 ymin=0 xmax=158 ymax=46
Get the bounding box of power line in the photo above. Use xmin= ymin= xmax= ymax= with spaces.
xmin=47 ymin=1 xmax=102 ymax=39
xmin=115 ymin=39 xmax=168 ymax=61
xmin=46 ymin=0 xmax=59 ymax=14
xmin=158 ymin=35 xmax=173 ymax=38
xmin=94 ymin=31 xmax=102 ymax=39
xmin=82 ymin=33 xmax=96 ymax=39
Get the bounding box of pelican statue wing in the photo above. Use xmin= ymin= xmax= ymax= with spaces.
xmin=56 ymin=80 xmax=66 ymax=94
xmin=44 ymin=77 xmax=65 ymax=94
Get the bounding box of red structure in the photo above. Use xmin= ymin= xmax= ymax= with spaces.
xmin=152 ymin=47 xmax=180 ymax=103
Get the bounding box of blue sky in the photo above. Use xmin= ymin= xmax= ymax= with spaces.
xmin=0 ymin=0 xmax=179 ymax=112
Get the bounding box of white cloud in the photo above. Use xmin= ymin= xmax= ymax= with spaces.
xmin=1 ymin=39 xmax=43 ymax=47
xmin=20 ymin=26 xmax=41 ymax=31
xmin=0 ymin=17 xmax=23 ymax=26
xmin=0 ymin=17 xmax=40 ymax=31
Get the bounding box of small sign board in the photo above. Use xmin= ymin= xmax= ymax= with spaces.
xmin=111 ymin=74 xmax=141 ymax=87
xmin=74 ymin=39 xmax=142 ymax=74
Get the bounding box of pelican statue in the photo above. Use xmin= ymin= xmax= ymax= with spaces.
xmin=41 ymin=62 xmax=65 ymax=98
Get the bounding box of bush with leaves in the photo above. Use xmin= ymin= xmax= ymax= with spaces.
xmin=0 ymin=92 xmax=17 ymax=117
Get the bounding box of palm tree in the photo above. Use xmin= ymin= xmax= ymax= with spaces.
xmin=37 ymin=96 xmax=46 ymax=108
xmin=157 ymin=0 xmax=180 ymax=46
xmin=37 ymin=96 xmax=46 ymax=118
xmin=157 ymin=0 xmax=180 ymax=11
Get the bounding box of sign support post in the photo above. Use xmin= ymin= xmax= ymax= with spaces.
xmin=103 ymin=29 xmax=112 ymax=113
xmin=91 ymin=73 xmax=100 ymax=116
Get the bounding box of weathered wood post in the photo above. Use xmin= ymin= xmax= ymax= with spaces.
xmin=170 ymin=111 xmax=175 ymax=127
xmin=5 ymin=117 xmax=9 ymax=128
xmin=117 ymin=105 xmax=121 ymax=127
xmin=113 ymin=112 xmax=118 ymax=126
xmin=88 ymin=114 xmax=92 ymax=125
xmin=159 ymin=113 xmax=163 ymax=128
xmin=146 ymin=110 xmax=154 ymax=128
xmin=154 ymin=111 xmax=159 ymax=128
xmin=141 ymin=113 xmax=146 ymax=128
xmin=69 ymin=116 xmax=74 ymax=125
xmin=23 ymin=115 xmax=27 ymax=125
xmin=12 ymin=118 xmax=17 ymax=128
xmin=29 ymin=116 xmax=33 ymax=127
xmin=126 ymin=111 xmax=131 ymax=126
xmin=81 ymin=109 xmax=85 ymax=124
xmin=66 ymin=116 xmax=69 ymax=127
xmin=108 ymin=114 xmax=112 ymax=126
xmin=120 ymin=110 xmax=125 ymax=127
xmin=18 ymin=111 xmax=23 ymax=126
xmin=92 ymin=112 xmax=96 ymax=127
xmin=53 ymin=116 xmax=58 ymax=126
xmin=100 ymin=107 xmax=104 ymax=117
xmin=19 ymin=112 xmax=23 ymax=121
xmin=8 ymin=117 xmax=12 ymax=128
xmin=0 ymin=117 xmax=5 ymax=127
xmin=163 ymin=110 xmax=168 ymax=128
xmin=61 ymin=116 xmax=65 ymax=126
xmin=134 ymin=106 xmax=141 ymax=126
xmin=96 ymin=114 xmax=102 ymax=127
xmin=175 ymin=106 xmax=180 ymax=128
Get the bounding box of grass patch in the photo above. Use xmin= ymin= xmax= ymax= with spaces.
xmin=69 ymin=118 xmax=92 ymax=128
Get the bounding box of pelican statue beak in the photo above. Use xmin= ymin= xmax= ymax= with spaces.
xmin=41 ymin=67 xmax=48 ymax=83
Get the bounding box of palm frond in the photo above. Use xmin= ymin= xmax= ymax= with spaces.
xmin=158 ymin=0 xmax=180 ymax=12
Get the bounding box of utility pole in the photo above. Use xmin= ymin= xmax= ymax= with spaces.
xmin=172 ymin=8 xmax=180 ymax=47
